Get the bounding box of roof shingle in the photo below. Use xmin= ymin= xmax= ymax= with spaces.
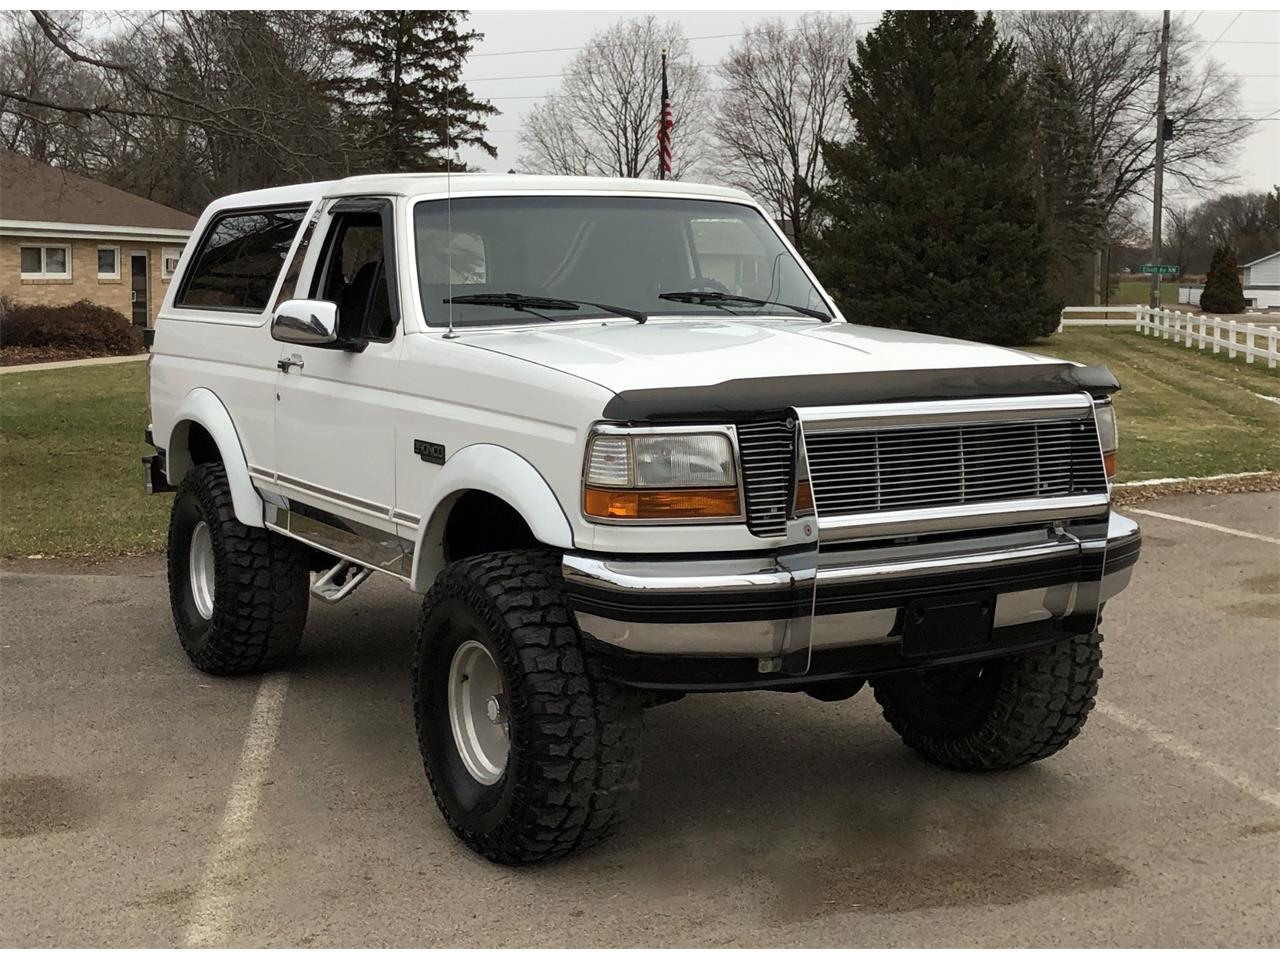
xmin=0 ymin=151 xmax=196 ymax=231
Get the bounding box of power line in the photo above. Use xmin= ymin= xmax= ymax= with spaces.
xmin=463 ymin=13 xmax=1280 ymax=152
xmin=466 ymin=18 xmax=881 ymax=61
xmin=467 ymin=72 xmax=570 ymax=83
xmin=462 ymin=38 xmax=1278 ymax=92
xmin=468 ymin=57 xmax=768 ymax=84
xmin=470 ymin=30 xmax=742 ymax=58
xmin=1201 ymin=10 xmax=1244 ymax=55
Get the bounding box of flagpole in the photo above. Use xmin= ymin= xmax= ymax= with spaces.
xmin=659 ymin=46 xmax=668 ymax=181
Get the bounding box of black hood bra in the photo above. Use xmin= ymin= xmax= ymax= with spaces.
xmin=601 ymin=363 xmax=1120 ymax=423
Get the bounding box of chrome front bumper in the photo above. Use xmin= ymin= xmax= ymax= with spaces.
xmin=563 ymin=513 xmax=1140 ymax=687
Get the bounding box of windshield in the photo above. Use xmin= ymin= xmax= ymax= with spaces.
xmin=412 ymin=195 xmax=828 ymax=327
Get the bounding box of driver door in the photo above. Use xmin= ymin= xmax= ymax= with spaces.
xmin=273 ymin=198 xmax=403 ymax=527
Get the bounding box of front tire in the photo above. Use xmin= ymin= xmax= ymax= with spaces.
xmin=870 ymin=632 xmax=1103 ymax=771
xmin=414 ymin=550 xmax=642 ymax=865
xmin=167 ymin=461 xmax=309 ymax=675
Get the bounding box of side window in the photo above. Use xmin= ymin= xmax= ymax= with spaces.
xmin=177 ymin=206 xmax=307 ymax=311
xmin=311 ymin=206 xmax=398 ymax=342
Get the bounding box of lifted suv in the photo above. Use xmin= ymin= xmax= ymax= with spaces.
xmin=145 ymin=173 xmax=1140 ymax=864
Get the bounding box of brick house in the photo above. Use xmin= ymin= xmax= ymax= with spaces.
xmin=0 ymin=151 xmax=196 ymax=327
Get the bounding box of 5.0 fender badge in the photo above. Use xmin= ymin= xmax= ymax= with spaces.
xmin=413 ymin=440 xmax=446 ymax=465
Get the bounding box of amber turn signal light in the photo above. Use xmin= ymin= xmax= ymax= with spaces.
xmin=793 ymin=478 xmax=814 ymax=516
xmin=584 ymin=486 xmax=742 ymax=520
xmin=1103 ymin=450 xmax=1117 ymax=479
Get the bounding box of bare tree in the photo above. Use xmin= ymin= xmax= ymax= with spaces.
xmin=517 ymin=16 xmax=709 ymax=179
xmin=1194 ymin=189 xmax=1280 ymax=265
xmin=712 ymin=14 xmax=857 ymax=254
xmin=0 ymin=11 xmax=98 ymax=163
xmin=1165 ymin=201 xmax=1201 ymax=273
xmin=1004 ymin=10 xmax=1251 ymax=231
xmin=0 ymin=11 xmax=358 ymax=211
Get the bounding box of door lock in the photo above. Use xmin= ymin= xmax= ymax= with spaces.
xmin=277 ymin=355 xmax=304 ymax=372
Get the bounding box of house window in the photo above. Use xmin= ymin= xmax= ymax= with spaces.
xmin=19 ymin=244 xmax=72 ymax=279
xmin=97 ymin=246 xmax=120 ymax=279
xmin=162 ymin=247 xmax=183 ymax=280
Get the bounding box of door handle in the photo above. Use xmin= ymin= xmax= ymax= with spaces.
xmin=277 ymin=356 xmax=304 ymax=372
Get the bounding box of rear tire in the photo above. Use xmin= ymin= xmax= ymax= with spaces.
xmin=870 ymin=632 xmax=1103 ymax=771
xmin=414 ymin=550 xmax=642 ymax=865
xmin=167 ymin=461 xmax=309 ymax=675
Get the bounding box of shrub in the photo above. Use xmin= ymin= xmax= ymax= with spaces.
xmin=0 ymin=299 xmax=142 ymax=356
xmin=1199 ymin=246 xmax=1247 ymax=315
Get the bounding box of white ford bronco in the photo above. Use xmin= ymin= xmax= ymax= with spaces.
xmin=145 ymin=173 xmax=1140 ymax=864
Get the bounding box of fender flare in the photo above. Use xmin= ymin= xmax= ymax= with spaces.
xmin=410 ymin=444 xmax=574 ymax=592
xmin=165 ymin=388 xmax=264 ymax=527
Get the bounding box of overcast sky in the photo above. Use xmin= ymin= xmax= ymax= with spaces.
xmin=457 ymin=8 xmax=1280 ymax=202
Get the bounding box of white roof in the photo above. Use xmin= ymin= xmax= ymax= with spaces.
xmin=208 ymin=173 xmax=756 ymax=213
xmin=1240 ymin=250 xmax=1280 ymax=269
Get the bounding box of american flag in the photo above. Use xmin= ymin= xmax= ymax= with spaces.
xmin=658 ymin=49 xmax=672 ymax=179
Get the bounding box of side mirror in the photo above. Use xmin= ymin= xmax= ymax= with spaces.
xmin=271 ymin=299 xmax=339 ymax=346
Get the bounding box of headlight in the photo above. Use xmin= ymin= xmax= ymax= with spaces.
xmin=583 ymin=429 xmax=741 ymax=521
xmin=1094 ymin=401 xmax=1118 ymax=480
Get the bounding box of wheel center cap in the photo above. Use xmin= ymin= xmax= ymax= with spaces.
xmin=486 ymin=696 xmax=502 ymax=724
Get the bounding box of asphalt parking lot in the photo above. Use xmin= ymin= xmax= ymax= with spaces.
xmin=2 ymin=491 xmax=1277 ymax=947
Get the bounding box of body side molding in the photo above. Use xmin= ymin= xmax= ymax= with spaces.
xmin=409 ymin=444 xmax=575 ymax=592
xmin=165 ymin=387 xmax=265 ymax=527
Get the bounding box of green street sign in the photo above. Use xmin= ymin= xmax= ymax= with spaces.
xmin=1139 ymin=263 xmax=1180 ymax=276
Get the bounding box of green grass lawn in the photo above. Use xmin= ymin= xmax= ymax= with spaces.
xmin=1112 ymin=280 xmax=1182 ymax=305
xmin=1032 ymin=328 xmax=1280 ymax=482
xmin=1 ymin=361 xmax=166 ymax=558
xmin=1 ymin=333 xmax=1277 ymax=558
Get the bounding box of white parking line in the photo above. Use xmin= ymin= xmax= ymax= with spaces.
xmin=185 ymin=675 xmax=290 ymax=947
xmin=1129 ymin=508 xmax=1280 ymax=545
xmin=1096 ymin=701 xmax=1280 ymax=811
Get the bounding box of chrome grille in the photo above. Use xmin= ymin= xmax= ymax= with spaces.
xmin=736 ymin=420 xmax=795 ymax=537
xmin=804 ymin=418 xmax=1108 ymax=516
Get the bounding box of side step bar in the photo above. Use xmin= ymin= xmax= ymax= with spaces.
xmin=311 ymin=560 xmax=372 ymax=604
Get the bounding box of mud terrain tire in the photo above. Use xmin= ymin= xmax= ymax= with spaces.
xmin=414 ymin=550 xmax=642 ymax=864
xmin=167 ymin=461 xmax=309 ymax=675
xmin=870 ymin=632 xmax=1103 ymax=770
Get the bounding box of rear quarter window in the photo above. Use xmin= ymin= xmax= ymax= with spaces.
xmin=177 ymin=205 xmax=308 ymax=312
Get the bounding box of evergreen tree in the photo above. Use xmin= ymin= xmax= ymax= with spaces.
xmin=1199 ymin=245 xmax=1247 ymax=314
xmin=336 ymin=11 xmax=496 ymax=173
xmin=1031 ymin=56 xmax=1104 ymax=304
xmin=812 ymin=11 xmax=1060 ymax=344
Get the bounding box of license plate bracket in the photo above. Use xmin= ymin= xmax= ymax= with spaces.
xmin=901 ymin=592 xmax=996 ymax=658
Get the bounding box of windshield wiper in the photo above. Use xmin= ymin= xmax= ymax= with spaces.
xmin=657 ymin=290 xmax=831 ymax=322
xmin=444 ymin=292 xmax=647 ymax=324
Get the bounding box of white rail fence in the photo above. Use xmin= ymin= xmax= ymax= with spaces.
xmin=1059 ymin=305 xmax=1279 ymax=369
xmin=1058 ymin=305 xmax=1145 ymax=328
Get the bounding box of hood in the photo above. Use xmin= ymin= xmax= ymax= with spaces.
xmin=455 ymin=317 xmax=1063 ymax=396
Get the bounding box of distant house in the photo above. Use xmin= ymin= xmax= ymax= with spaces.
xmin=1178 ymin=249 xmax=1280 ymax=312
xmin=0 ymin=151 xmax=196 ymax=327
xmin=1240 ymin=250 xmax=1280 ymax=294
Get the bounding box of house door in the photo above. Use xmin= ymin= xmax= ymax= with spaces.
xmin=130 ymin=252 xmax=149 ymax=326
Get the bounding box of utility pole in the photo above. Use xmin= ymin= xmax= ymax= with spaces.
xmin=1150 ymin=10 xmax=1171 ymax=308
